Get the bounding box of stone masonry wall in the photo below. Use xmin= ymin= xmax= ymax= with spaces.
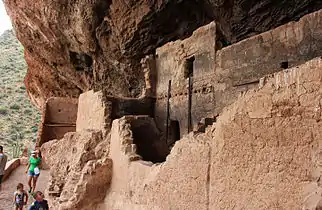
xmin=99 ymin=56 xmax=322 ymax=210
xmin=37 ymin=97 xmax=78 ymax=146
xmin=155 ymin=21 xmax=217 ymax=96
xmin=99 ymin=117 xmax=210 ymax=210
xmin=41 ymin=130 xmax=112 ymax=210
xmin=154 ymin=10 xmax=322 ymax=137
xmin=76 ymin=90 xmax=112 ymax=134
xmin=76 ymin=90 xmax=155 ymax=136
xmin=154 ymin=21 xmax=218 ymax=136
xmin=210 ymin=57 xmax=322 ymax=209
xmin=215 ymin=9 xmax=322 ymax=86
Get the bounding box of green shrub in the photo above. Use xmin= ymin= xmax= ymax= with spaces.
xmin=10 ymin=104 xmax=20 ymax=110
xmin=23 ymin=109 xmax=32 ymax=114
xmin=31 ymin=126 xmax=38 ymax=133
xmin=0 ymin=107 xmax=8 ymax=115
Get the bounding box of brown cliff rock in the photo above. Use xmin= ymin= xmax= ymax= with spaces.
xmin=3 ymin=0 xmax=322 ymax=107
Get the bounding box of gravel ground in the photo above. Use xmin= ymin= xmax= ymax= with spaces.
xmin=0 ymin=166 xmax=49 ymax=210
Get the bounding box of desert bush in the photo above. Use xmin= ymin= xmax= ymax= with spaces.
xmin=0 ymin=107 xmax=8 ymax=115
xmin=10 ymin=104 xmax=20 ymax=110
xmin=0 ymin=30 xmax=40 ymax=159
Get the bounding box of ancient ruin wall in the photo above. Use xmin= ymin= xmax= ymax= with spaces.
xmin=99 ymin=57 xmax=322 ymax=210
xmin=154 ymin=10 xmax=322 ymax=137
xmin=41 ymin=57 xmax=322 ymax=209
xmin=76 ymin=90 xmax=155 ymax=136
xmin=209 ymin=57 xmax=322 ymax=209
xmin=76 ymin=90 xmax=112 ymax=134
xmin=155 ymin=21 xmax=217 ymax=96
xmin=154 ymin=21 xmax=217 ymax=136
xmin=41 ymin=130 xmax=112 ymax=210
xmin=37 ymin=97 xmax=78 ymax=146
xmin=215 ymin=9 xmax=322 ymax=86
xmin=99 ymin=117 xmax=210 ymax=210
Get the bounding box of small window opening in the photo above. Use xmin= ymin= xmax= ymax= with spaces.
xmin=184 ymin=56 xmax=195 ymax=78
xmin=196 ymin=117 xmax=216 ymax=133
xmin=280 ymin=61 xmax=289 ymax=69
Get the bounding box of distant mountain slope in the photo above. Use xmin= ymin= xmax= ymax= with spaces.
xmin=0 ymin=30 xmax=40 ymax=158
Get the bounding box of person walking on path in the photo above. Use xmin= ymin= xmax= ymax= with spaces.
xmin=25 ymin=150 xmax=42 ymax=193
xmin=13 ymin=183 xmax=29 ymax=210
xmin=28 ymin=191 xmax=49 ymax=210
xmin=0 ymin=145 xmax=8 ymax=191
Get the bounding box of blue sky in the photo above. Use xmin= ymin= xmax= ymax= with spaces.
xmin=0 ymin=1 xmax=12 ymax=35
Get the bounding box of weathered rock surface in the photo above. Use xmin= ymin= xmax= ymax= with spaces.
xmin=41 ymin=130 xmax=112 ymax=210
xmin=3 ymin=0 xmax=322 ymax=107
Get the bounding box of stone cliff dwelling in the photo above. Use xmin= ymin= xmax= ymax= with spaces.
xmin=4 ymin=0 xmax=322 ymax=208
xmin=37 ymin=98 xmax=78 ymax=146
xmin=38 ymin=10 xmax=322 ymax=161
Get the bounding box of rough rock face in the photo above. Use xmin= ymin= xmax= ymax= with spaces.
xmin=4 ymin=0 xmax=322 ymax=107
xmin=41 ymin=130 xmax=112 ymax=210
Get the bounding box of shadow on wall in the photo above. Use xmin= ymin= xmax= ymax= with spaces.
xmin=130 ymin=117 xmax=169 ymax=163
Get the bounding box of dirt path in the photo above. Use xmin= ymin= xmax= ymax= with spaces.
xmin=0 ymin=166 xmax=49 ymax=210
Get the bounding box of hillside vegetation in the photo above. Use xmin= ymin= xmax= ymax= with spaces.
xmin=0 ymin=30 xmax=40 ymax=158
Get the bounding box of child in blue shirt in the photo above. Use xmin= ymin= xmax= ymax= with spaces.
xmin=28 ymin=191 xmax=49 ymax=210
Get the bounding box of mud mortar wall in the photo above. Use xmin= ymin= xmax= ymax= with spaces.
xmin=155 ymin=21 xmax=217 ymax=136
xmin=155 ymin=21 xmax=217 ymax=96
xmin=99 ymin=57 xmax=322 ymax=210
xmin=76 ymin=90 xmax=155 ymax=136
xmin=209 ymin=57 xmax=322 ymax=209
xmin=101 ymin=116 xmax=210 ymax=210
xmin=154 ymin=10 xmax=322 ymax=137
xmin=37 ymin=97 xmax=78 ymax=146
xmin=215 ymin=9 xmax=322 ymax=86
xmin=76 ymin=90 xmax=112 ymax=133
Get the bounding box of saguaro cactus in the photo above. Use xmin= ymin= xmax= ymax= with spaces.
xmin=12 ymin=142 xmax=21 ymax=158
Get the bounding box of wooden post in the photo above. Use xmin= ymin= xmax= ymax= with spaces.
xmin=188 ymin=75 xmax=192 ymax=133
xmin=165 ymin=80 xmax=171 ymax=145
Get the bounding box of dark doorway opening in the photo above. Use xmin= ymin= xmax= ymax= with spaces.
xmin=168 ymin=120 xmax=180 ymax=146
xmin=280 ymin=61 xmax=289 ymax=69
xmin=131 ymin=119 xmax=168 ymax=163
xmin=185 ymin=57 xmax=194 ymax=133
xmin=184 ymin=56 xmax=195 ymax=78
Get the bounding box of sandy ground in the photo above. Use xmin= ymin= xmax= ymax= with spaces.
xmin=0 ymin=166 xmax=49 ymax=210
